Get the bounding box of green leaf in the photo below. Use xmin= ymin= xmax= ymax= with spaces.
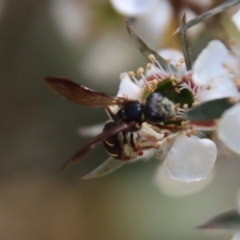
xmin=197 ymin=210 xmax=240 ymax=230
xmin=125 ymin=21 xmax=177 ymax=73
xmin=186 ymin=98 xmax=234 ymax=121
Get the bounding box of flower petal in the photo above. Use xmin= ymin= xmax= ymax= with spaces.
xmin=158 ymin=48 xmax=186 ymax=74
xmin=196 ymin=74 xmax=238 ymax=103
xmin=193 ymin=40 xmax=237 ymax=86
xmin=154 ymin=134 xmax=177 ymax=161
xmin=154 ymin=164 xmax=215 ymax=197
xmin=217 ymin=103 xmax=240 ymax=154
xmin=158 ymin=48 xmax=184 ymax=66
xmin=134 ymin=0 xmax=171 ymax=48
xmin=110 ymin=0 xmax=157 ymax=17
xmin=163 ymin=133 xmax=217 ymax=182
xmin=116 ymin=72 xmax=144 ymax=101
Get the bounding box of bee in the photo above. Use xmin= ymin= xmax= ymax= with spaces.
xmin=43 ymin=77 xmax=176 ymax=171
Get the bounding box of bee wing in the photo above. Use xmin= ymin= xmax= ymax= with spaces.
xmin=59 ymin=121 xmax=136 ymax=171
xmin=81 ymin=155 xmax=150 ymax=179
xmin=44 ymin=77 xmax=127 ymax=107
xmin=81 ymin=157 xmax=127 ymax=179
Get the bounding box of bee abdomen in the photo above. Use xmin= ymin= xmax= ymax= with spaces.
xmin=103 ymin=122 xmax=125 ymax=160
xmin=103 ymin=121 xmax=138 ymax=161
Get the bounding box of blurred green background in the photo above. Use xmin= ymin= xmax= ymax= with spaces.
xmin=0 ymin=0 xmax=240 ymax=239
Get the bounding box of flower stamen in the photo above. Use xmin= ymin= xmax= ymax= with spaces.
xmin=137 ymin=67 xmax=144 ymax=76
xmin=205 ymin=85 xmax=211 ymax=90
xmin=183 ymin=104 xmax=188 ymax=110
xmin=166 ymin=136 xmax=172 ymax=142
xmin=155 ymin=141 xmax=162 ymax=148
xmin=175 ymin=88 xmax=180 ymax=93
xmin=145 ymin=79 xmax=158 ymax=92
xmin=148 ymin=54 xmax=155 ymax=62
xmin=128 ymin=71 xmax=135 ymax=77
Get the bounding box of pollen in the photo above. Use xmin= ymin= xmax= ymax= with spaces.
xmin=146 ymin=63 xmax=152 ymax=70
xmin=175 ymin=62 xmax=182 ymax=68
xmin=175 ymin=88 xmax=180 ymax=93
xmin=175 ymin=103 xmax=180 ymax=111
xmin=183 ymin=104 xmax=188 ymax=110
xmin=227 ymin=97 xmax=237 ymax=104
xmin=234 ymin=76 xmax=240 ymax=87
xmin=169 ymin=75 xmax=175 ymax=81
xmin=223 ymin=62 xmax=235 ymax=74
xmin=179 ymin=57 xmax=185 ymax=64
xmin=128 ymin=71 xmax=135 ymax=77
xmin=137 ymin=67 xmax=144 ymax=76
xmin=166 ymin=136 xmax=172 ymax=143
xmin=186 ymin=131 xmax=192 ymax=137
xmin=191 ymin=129 xmax=197 ymax=135
xmin=192 ymin=101 xmax=199 ymax=107
xmin=185 ymin=75 xmax=192 ymax=81
xmin=181 ymin=121 xmax=187 ymax=127
xmin=155 ymin=141 xmax=162 ymax=148
xmin=206 ymin=85 xmax=211 ymax=90
xmin=175 ymin=58 xmax=184 ymax=68
xmin=148 ymin=54 xmax=155 ymax=62
xmin=146 ymin=79 xmax=158 ymax=92
xmin=166 ymin=58 xmax=172 ymax=63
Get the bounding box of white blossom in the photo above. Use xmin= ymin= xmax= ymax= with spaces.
xmin=154 ymin=164 xmax=215 ymax=197
xmin=109 ymin=0 xmax=158 ymax=17
xmin=144 ymin=41 xmax=238 ymax=182
xmin=81 ymin=40 xmax=240 ymax=183
xmin=217 ymin=103 xmax=240 ymax=155
xmin=193 ymin=40 xmax=240 ymax=156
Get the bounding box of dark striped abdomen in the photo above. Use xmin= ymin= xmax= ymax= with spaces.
xmin=103 ymin=122 xmax=125 ymax=160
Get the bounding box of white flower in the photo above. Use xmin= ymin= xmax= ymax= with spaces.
xmin=154 ymin=163 xmax=215 ymax=197
xmin=120 ymin=50 xmax=220 ymax=182
xmin=109 ymin=0 xmax=172 ymax=48
xmin=192 ymin=40 xmax=238 ymax=101
xmin=193 ymin=40 xmax=240 ymax=156
xmin=202 ymin=13 xmax=240 ymax=155
xmin=144 ymin=41 xmax=238 ymax=182
xmin=217 ymin=103 xmax=240 ymax=155
xmin=109 ymin=0 xmax=158 ymax=17
xmin=163 ymin=133 xmax=217 ymax=182
xmin=82 ymin=40 xmax=239 ymax=183
xmin=109 ymin=0 xmax=209 ymax=48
